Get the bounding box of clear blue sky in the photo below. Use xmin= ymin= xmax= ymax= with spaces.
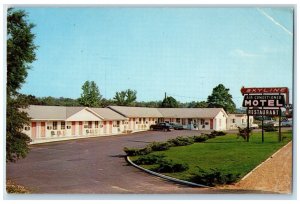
xmin=17 ymin=7 xmax=294 ymax=107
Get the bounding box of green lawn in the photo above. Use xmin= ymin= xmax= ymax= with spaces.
xmin=130 ymin=130 xmax=292 ymax=182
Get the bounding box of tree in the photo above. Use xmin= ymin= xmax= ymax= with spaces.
xmin=113 ymin=89 xmax=137 ymax=106
xmin=7 ymin=8 xmax=37 ymax=162
xmin=207 ymin=84 xmax=236 ymax=113
xmin=161 ymin=96 xmax=179 ymax=108
xmin=78 ymin=81 xmax=102 ymax=107
xmin=188 ymin=101 xmax=208 ymax=108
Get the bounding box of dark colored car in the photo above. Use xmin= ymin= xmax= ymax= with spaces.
xmin=150 ymin=123 xmax=173 ymax=131
xmin=169 ymin=122 xmax=184 ymax=130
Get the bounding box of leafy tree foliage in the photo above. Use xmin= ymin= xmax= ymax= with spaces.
xmin=113 ymin=89 xmax=137 ymax=106
xmin=161 ymin=96 xmax=179 ymax=108
xmin=188 ymin=101 xmax=208 ymax=108
xmin=7 ymin=8 xmax=37 ymax=162
xmin=135 ymin=101 xmax=162 ymax=108
xmin=207 ymin=84 xmax=236 ymax=113
xmin=78 ymin=81 xmax=102 ymax=107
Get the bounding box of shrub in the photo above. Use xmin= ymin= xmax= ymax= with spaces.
xmin=263 ymin=125 xmax=278 ymax=132
xmin=210 ymin=131 xmax=227 ymax=136
xmin=152 ymin=160 xmax=189 ymax=173
xmin=193 ymin=135 xmax=209 ymax=142
xmin=138 ymin=145 xmax=153 ymax=155
xmin=123 ymin=147 xmax=142 ymax=156
xmin=124 ymin=145 xmax=153 ymax=156
xmin=190 ymin=167 xmax=240 ymax=187
xmin=237 ymin=127 xmax=252 ymax=141
xmin=168 ymin=136 xmax=195 ymax=146
xmin=205 ymin=133 xmax=215 ymax=139
xmin=149 ymin=142 xmax=170 ymax=151
xmin=133 ymin=154 xmax=166 ymax=165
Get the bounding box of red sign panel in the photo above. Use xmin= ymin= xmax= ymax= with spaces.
xmin=241 ymin=87 xmax=288 ymax=95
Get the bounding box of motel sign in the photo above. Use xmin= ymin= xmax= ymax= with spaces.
xmin=243 ymin=95 xmax=285 ymax=108
xmin=241 ymin=86 xmax=289 ymax=143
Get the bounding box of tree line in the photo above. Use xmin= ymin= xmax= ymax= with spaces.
xmin=24 ymin=81 xmax=236 ymax=113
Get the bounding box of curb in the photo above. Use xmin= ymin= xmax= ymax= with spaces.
xmin=126 ymin=156 xmax=210 ymax=188
xmin=240 ymin=141 xmax=292 ymax=181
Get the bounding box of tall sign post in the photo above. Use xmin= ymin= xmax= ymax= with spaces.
xmin=241 ymin=87 xmax=288 ymax=143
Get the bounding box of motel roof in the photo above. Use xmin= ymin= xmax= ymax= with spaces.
xmin=108 ymin=106 xmax=163 ymax=118
xmin=108 ymin=106 xmax=227 ymax=118
xmin=23 ymin=105 xmax=228 ymax=121
xmin=24 ymin=105 xmax=126 ymax=121
xmin=157 ymin=108 xmax=227 ymax=118
xmin=90 ymin=108 xmax=127 ymax=120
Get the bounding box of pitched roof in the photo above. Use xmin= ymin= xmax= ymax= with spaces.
xmin=108 ymin=106 xmax=163 ymax=118
xmin=23 ymin=105 xmax=68 ymax=120
xmin=24 ymin=105 xmax=227 ymax=120
xmin=157 ymin=108 xmax=226 ymax=118
xmin=90 ymin=108 xmax=127 ymax=120
xmin=24 ymin=105 xmax=126 ymax=121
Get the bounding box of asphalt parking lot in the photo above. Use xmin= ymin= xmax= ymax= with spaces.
xmin=6 ymin=129 xmax=276 ymax=194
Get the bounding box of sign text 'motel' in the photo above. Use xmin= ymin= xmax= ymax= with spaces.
xmin=242 ymin=95 xmax=285 ymax=107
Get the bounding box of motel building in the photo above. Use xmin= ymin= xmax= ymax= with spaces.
xmin=22 ymin=105 xmax=229 ymax=144
xmin=227 ymin=114 xmax=254 ymax=130
xmin=157 ymin=108 xmax=228 ymax=131
xmin=22 ymin=105 xmax=128 ymax=144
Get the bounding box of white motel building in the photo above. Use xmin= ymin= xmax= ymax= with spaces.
xmin=21 ymin=105 xmax=253 ymax=144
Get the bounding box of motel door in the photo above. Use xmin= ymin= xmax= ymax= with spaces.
xmin=133 ymin=119 xmax=135 ymax=130
xmin=210 ymin=119 xmax=214 ymax=130
xmin=109 ymin=121 xmax=113 ymax=134
xmin=79 ymin=122 xmax=83 ymax=136
xmin=72 ymin=121 xmax=76 ymax=135
xmin=31 ymin=122 xmax=36 ymax=139
xmin=103 ymin=121 xmax=107 ymax=134
xmin=40 ymin=122 xmax=45 ymax=137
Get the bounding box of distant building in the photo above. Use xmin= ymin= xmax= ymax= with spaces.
xmin=227 ymin=113 xmax=254 ymax=129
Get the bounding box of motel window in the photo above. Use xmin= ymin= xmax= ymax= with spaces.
xmin=95 ymin=121 xmax=99 ymax=128
xmin=143 ymin=118 xmax=145 ymax=123
xmin=139 ymin=118 xmax=142 ymax=124
xmin=182 ymin=119 xmax=186 ymax=125
xmin=88 ymin=121 xmax=92 ymax=129
xmin=24 ymin=126 xmax=30 ymax=131
xmin=117 ymin=121 xmax=120 ymax=127
xmin=242 ymin=119 xmax=245 ymax=124
xmin=61 ymin=122 xmax=65 ymax=130
xmin=200 ymin=119 xmax=205 ymax=125
xmin=67 ymin=126 xmax=71 ymax=129
xmin=176 ymin=118 xmax=180 ymax=123
xmin=232 ymin=119 xmax=235 ymax=123
xmin=53 ymin=122 xmax=57 ymax=130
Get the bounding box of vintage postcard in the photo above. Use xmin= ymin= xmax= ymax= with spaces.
xmin=4 ymin=5 xmax=294 ymax=198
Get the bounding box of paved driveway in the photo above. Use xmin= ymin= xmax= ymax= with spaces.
xmin=7 ymin=130 xmax=270 ymax=194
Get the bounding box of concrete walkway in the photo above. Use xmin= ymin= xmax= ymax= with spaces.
xmin=220 ymin=141 xmax=293 ymax=194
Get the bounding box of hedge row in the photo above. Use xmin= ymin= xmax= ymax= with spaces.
xmin=124 ymin=131 xmax=227 ymax=156
xmin=133 ymin=154 xmax=189 ymax=173
xmin=190 ymin=167 xmax=240 ymax=186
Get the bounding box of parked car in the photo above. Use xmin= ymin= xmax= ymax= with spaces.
xmin=169 ymin=122 xmax=184 ymax=130
xmin=281 ymin=120 xmax=292 ymax=127
xmin=150 ymin=123 xmax=173 ymax=131
xmin=238 ymin=123 xmax=259 ymax=129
